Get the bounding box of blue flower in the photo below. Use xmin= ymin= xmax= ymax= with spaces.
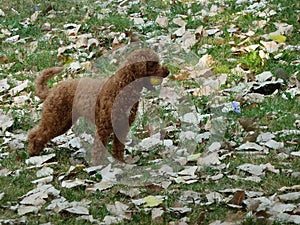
xmin=34 ymin=6 xmax=39 ymax=11
xmin=234 ymin=108 xmax=241 ymax=114
xmin=232 ymin=102 xmax=241 ymax=114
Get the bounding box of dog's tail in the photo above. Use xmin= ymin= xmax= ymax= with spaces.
xmin=35 ymin=67 xmax=64 ymax=100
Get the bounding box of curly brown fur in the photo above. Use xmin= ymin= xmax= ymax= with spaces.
xmin=28 ymin=49 xmax=169 ymax=164
xmin=34 ymin=67 xmax=64 ymax=100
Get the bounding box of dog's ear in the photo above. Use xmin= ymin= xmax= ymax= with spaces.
xmin=138 ymin=61 xmax=147 ymax=76
xmin=146 ymin=61 xmax=158 ymax=70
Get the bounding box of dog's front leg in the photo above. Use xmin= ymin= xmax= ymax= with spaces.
xmin=112 ymin=102 xmax=139 ymax=162
xmin=91 ymin=129 xmax=110 ymax=165
xmin=112 ymin=135 xmax=125 ymax=162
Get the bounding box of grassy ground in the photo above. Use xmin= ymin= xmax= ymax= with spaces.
xmin=0 ymin=0 xmax=300 ymax=224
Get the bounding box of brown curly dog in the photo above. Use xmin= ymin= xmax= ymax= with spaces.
xmin=28 ymin=49 xmax=169 ymax=164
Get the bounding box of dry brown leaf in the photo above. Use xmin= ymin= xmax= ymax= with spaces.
xmin=155 ymin=17 xmax=168 ymax=28
xmin=171 ymin=73 xmax=190 ymax=81
xmin=174 ymin=26 xmax=186 ymax=37
xmin=238 ymin=117 xmax=258 ymax=131
xmin=278 ymin=185 xmax=300 ymax=192
xmin=172 ymin=17 xmax=187 ymax=27
xmin=196 ymin=54 xmax=215 ymax=69
xmin=152 ymin=208 xmax=164 ymax=223
xmin=0 ymin=111 xmax=14 ymax=132
xmin=193 ymin=86 xmax=212 ymax=97
xmin=0 ymin=56 xmax=9 ymax=64
xmin=228 ymin=190 xmax=245 ymax=206
xmin=260 ymin=41 xmax=279 ymax=53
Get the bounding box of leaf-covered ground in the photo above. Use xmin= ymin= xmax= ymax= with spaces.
xmin=0 ymin=0 xmax=300 ymax=224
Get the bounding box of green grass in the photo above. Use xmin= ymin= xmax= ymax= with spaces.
xmin=238 ymin=95 xmax=300 ymax=132
xmin=0 ymin=0 xmax=300 ymax=224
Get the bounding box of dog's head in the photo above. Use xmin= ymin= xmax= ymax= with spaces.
xmin=124 ymin=49 xmax=169 ymax=89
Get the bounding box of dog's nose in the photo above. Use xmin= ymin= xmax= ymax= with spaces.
xmin=162 ymin=66 xmax=170 ymax=77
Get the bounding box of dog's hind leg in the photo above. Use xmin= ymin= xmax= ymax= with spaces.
xmin=28 ymin=117 xmax=72 ymax=156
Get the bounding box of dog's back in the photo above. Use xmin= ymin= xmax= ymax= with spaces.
xmin=72 ymin=77 xmax=108 ymax=124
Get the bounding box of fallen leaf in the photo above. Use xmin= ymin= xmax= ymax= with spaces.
xmin=195 ymin=54 xmax=214 ymax=69
xmin=0 ymin=79 xmax=10 ymax=93
xmin=143 ymin=196 xmax=164 ymax=207
xmin=208 ymin=142 xmax=222 ymax=153
xmin=206 ymin=192 xmax=223 ymax=203
xmin=272 ymin=213 xmax=300 ymax=224
xmin=133 ymin=17 xmax=144 ymax=25
xmin=25 ymin=154 xmax=56 ymax=166
xmin=103 ymin=215 xmax=124 ymax=225
xmin=100 ymin=164 xmax=123 ymax=182
xmin=198 ymin=152 xmax=221 ymax=166
xmin=0 ymin=9 xmax=5 ymax=17
xmin=36 ymin=167 xmax=54 ymax=178
xmin=178 ymin=166 xmax=198 ymax=176
xmin=18 ymin=205 xmax=41 ymax=216
xmin=107 ymin=201 xmax=129 ymax=217
xmin=180 ymin=31 xmax=196 ymax=50
xmin=208 ymin=173 xmax=224 ymax=181
xmin=181 ymin=112 xmax=209 ymax=124
xmin=46 ymin=197 xmax=90 ymax=215
xmin=187 ymin=153 xmax=201 ymax=162
xmin=13 ymin=95 xmax=30 ymax=105
xmin=0 ymin=111 xmax=14 ymax=132
xmin=269 ymin=34 xmax=286 ymax=43
xmin=171 ymin=177 xmax=186 ymax=184
xmin=228 ymin=190 xmax=245 ymax=206
xmin=46 ymin=197 xmax=69 ymax=212
xmin=0 ymin=192 xmax=4 ymax=201
xmin=159 ymin=87 xmax=181 ymax=105
xmin=197 ymin=212 xmax=206 ymax=224
xmin=152 ymin=208 xmax=164 ymax=221
xmin=238 ymin=117 xmax=258 ymax=132
xmin=278 ymin=192 xmax=300 ymax=201
xmin=20 ymin=192 xmax=48 ymax=206
xmin=1 ymin=28 xmax=11 ymax=36
xmin=42 ymin=22 xmax=51 ymax=31
xmin=63 ymin=23 xmax=81 ymax=36
xmin=256 ymin=132 xmax=275 ymax=143
xmin=274 ymin=22 xmax=294 ymax=35
xmin=61 ymin=179 xmax=86 ymax=189
xmin=236 ymin=142 xmax=264 ymax=152
xmin=237 ymin=163 xmax=266 ymax=176
xmin=269 ymin=202 xmax=296 ymax=214
xmin=31 ymin=176 xmax=53 ymax=184
xmin=86 ymin=181 xmax=113 ymax=192
xmin=206 ymin=28 xmax=220 ymax=36
xmin=260 ymin=41 xmax=279 ymax=53
xmin=9 ymin=80 xmax=29 ymax=96
xmin=244 ymin=44 xmax=260 ymax=52
xmin=4 ymin=35 xmax=19 ymax=43
xmin=174 ymin=26 xmax=186 ymax=37
xmin=155 ymin=17 xmax=168 ymax=28
xmin=264 ymin=140 xmax=284 ymax=150
xmin=278 ymin=185 xmax=300 ymax=192
xmin=291 ymin=151 xmax=300 ymax=157
xmin=172 ymin=17 xmax=187 ymax=27
xmin=119 ymin=188 xmax=141 ymax=198
xmin=255 ymin=71 xmax=273 ymax=83
xmin=169 ymin=206 xmax=192 ymax=214
xmin=64 ymin=205 xmax=89 ymax=215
